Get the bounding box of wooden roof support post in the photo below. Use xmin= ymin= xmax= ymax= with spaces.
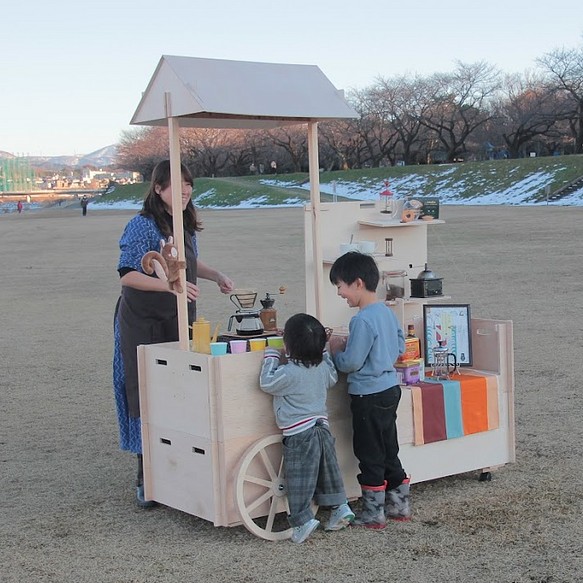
xmin=165 ymin=92 xmax=190 ymax=350
xmin=308 ymin=121 xmax=324 ymax=321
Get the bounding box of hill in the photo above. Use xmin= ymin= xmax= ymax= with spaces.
xmin=0 ymin=145 xmax=118 ymax=169
xmin=95 ymin=155 xmax=583 ymax=209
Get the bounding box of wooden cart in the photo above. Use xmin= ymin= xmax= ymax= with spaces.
xmin=132 ymin=56 xmax=515 ymax=541
xmin=138 ymin=314 xmax=513 ymax=540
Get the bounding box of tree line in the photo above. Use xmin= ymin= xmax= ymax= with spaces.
xmin=117 ymin=43 xmax=583 ymax=180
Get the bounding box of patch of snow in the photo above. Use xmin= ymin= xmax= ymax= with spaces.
xmin=89 ymin=167 xmax=583 ymax=210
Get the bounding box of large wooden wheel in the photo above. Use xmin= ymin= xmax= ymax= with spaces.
xmin=235 ymin=435 xmax=291 ymax=541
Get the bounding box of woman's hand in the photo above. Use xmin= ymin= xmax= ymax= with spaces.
xmin=216 ymin=272 xmax=235 ymax=294
xmin=184 ymin=281 xmax=200 ymax=302
xmin=196 ymin=260 xmax=234 ymax=295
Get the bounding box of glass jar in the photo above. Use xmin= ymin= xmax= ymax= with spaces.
xmin=383 ymin=270 xmax=407 ymax=301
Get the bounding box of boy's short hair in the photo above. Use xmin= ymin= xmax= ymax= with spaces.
xmin=283 ymin=313 xmax=326 ymax=367
xmin=329 ymin=251 xmax=379 ymax=292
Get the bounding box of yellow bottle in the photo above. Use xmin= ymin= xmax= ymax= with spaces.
xmin=192 ymin=317 xmax=211 ymax=354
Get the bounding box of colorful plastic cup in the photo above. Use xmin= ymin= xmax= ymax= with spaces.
xmin=210 ymin=342 xmax=228 ymax=356
xmin=229 ymin=339 xmax=248 ymax=354
xmin=249 ymin=338 xmax=266 ymax=352
xmin=267 ymin=336 xmax=284 ymax=349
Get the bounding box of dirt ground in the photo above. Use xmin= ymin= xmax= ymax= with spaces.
xmin=1 ymin=204 xmax=582 ymax=583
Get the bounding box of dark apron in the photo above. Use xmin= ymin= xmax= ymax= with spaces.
xmin=117 ymin=232 xmax=197 ymax=418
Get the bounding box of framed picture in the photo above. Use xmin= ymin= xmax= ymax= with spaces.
xmin=423 ymin=304 xmax=472 ymax=367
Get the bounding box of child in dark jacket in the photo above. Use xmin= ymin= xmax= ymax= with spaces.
xmin=260 ymin=313 xmax=354 ymax=543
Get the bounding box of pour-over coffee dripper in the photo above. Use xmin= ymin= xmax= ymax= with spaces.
xmin=228 ymin=289 xmax=264 ymax=336
xmin=230 ymin=289 xmax=258 ymax=311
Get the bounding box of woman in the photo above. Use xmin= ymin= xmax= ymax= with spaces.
xmin=112 ymin=160 xmax=234 ymax=507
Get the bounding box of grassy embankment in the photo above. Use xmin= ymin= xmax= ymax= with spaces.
xmin=102 ymin=155 xmax=583 ymax=207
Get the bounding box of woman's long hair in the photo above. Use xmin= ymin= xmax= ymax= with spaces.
xmin=141 ymin=160 xmax=202 ymax=237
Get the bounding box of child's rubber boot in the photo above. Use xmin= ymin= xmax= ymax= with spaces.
xmin=352 ymin=484 xmax=386 ymax=529
xmin=385 ymin=477 xmax=411 ymax=521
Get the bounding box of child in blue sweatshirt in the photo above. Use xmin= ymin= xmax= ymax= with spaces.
xmin=328 ymin=251 xmax=411 ymax=528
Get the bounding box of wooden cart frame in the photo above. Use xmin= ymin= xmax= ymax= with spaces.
xmin=132 ymin=56 xmax=515 ymax=540
xmin=138 ymin=316 xmax=514 ymax=540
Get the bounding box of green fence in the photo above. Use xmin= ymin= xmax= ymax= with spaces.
xmin=0 ymin=158 xmax=35 ymax=192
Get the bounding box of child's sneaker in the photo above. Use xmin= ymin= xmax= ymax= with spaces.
xmin=325 ymin=502 xmax=355 ymax=531
xmin=290 ymin=518 xmax=320 ymax=543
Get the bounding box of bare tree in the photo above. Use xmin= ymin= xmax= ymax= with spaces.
xmin=319 ymin=119 xmax=366 ymax=171
xmin=416 ymin=61 xmax=500 ymax=162
xmin=372 ymin=75 xmax=429 ymax=165
xmin=181 ymin=129 xmax=232 ymax=177
xmin=265 ymin=127 xmax=308 ymax=172
xmin=116 ymin=127 xmax=169 ymax=178
xmin=490 ymin=73 xmax=562 ymax=158
xmin=537 ymin=45 xmax=583 ymax=154
xmin=348 ymin=88 xmax=398 ymax=167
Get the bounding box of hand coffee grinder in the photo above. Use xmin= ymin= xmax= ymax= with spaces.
xmin=227 ymin=290 xmax=264 ymax=336
xmin=259 ymin=293 xmax=278 ymax=331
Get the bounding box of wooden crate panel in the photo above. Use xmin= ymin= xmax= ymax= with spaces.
xmin=139 ymin=343 xmax=213 ymax=438
xmin=213 ymin=351 xmax=280 ymax=442
xmin=396 ymin=388 xmax=415 ymax=445
xmin=400 ymin=422 xmax=512 ymax=483
xmin=142 ymin=424 xmax=220 ymax=523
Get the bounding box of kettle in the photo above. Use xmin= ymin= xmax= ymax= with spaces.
xmin=228 ymin=312 xmax=264 ymax=336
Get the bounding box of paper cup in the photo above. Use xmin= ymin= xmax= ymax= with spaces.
xmin=210 ymin=342 xmax=228 ymax=356
xmin=267 ymin=336 xmax=284 ymax=349
xmin=339 ymin=243 xmax=360 ymax=254
xmin=249 ymin=338 xmax=266 ymax=352
xmin=229 ymin=339 xmax=248 ymax=354
xmin=357 ymin=240 xmax=376 ymax=254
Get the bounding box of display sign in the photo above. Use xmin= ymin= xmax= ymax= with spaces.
xmin=423 ymin=304 xmax=472 ymax=367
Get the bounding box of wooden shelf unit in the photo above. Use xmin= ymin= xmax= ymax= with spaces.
xmin=305 ymin=200 xmax=445 ymax=330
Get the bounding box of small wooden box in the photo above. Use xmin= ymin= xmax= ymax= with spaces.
xmin=397 ymin=337 xmax=421 ymax=363
xmin=417 ymin=197 xmax=440 ymax=219
xmin=395 ymin=359 xmax=423 ymax=385
xmin=410 ymin=277 xmax=443 ymax=298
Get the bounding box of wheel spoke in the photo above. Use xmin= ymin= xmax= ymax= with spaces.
xmin=243 ymin=475 xmax=273 ymax=489
xmin=259 ymin=448 xmax=277 ymax=481
xmin=265 ymin=497 xmax=278 ymax=531
xmin=246 ymin=488 xmax=274 ymax=513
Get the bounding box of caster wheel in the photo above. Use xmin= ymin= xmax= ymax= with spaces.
xmin=479 ymin=471 xmax=492 ymax=482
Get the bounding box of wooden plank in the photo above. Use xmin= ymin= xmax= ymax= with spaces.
xmin=140 ymin=344 xmax=213 ymax=437
xmin=143 ymin=423 xmax=217 ymax=522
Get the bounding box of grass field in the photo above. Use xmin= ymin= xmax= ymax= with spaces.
xmin=101 ymin=154 xmax=583 ymax=207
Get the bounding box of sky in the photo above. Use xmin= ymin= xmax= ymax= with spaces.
xmin=1 ymin=0 xmax=582 ymax=157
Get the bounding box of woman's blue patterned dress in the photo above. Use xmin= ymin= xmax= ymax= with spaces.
xmin=112 ymin=215 xmax=197 ymax=454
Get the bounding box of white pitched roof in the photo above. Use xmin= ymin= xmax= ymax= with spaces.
xmin=131 ymin=55 xmax=358 ymax=128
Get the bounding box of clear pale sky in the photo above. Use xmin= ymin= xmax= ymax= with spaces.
xmin=1 ymin=0 xmax=581 ymax=157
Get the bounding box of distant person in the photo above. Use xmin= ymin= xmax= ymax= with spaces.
xmin=328 ymin=251 xmax=411 ymax=528
xmin=81 ymin=196 xmax=88 ymax=216
xmin=112 ymin=160 xmax=234 ymax=508
xmin=260 ymin=313 xmax=355 ymax=543
xmin=17 ymin=200 xmax=23 ymax=214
